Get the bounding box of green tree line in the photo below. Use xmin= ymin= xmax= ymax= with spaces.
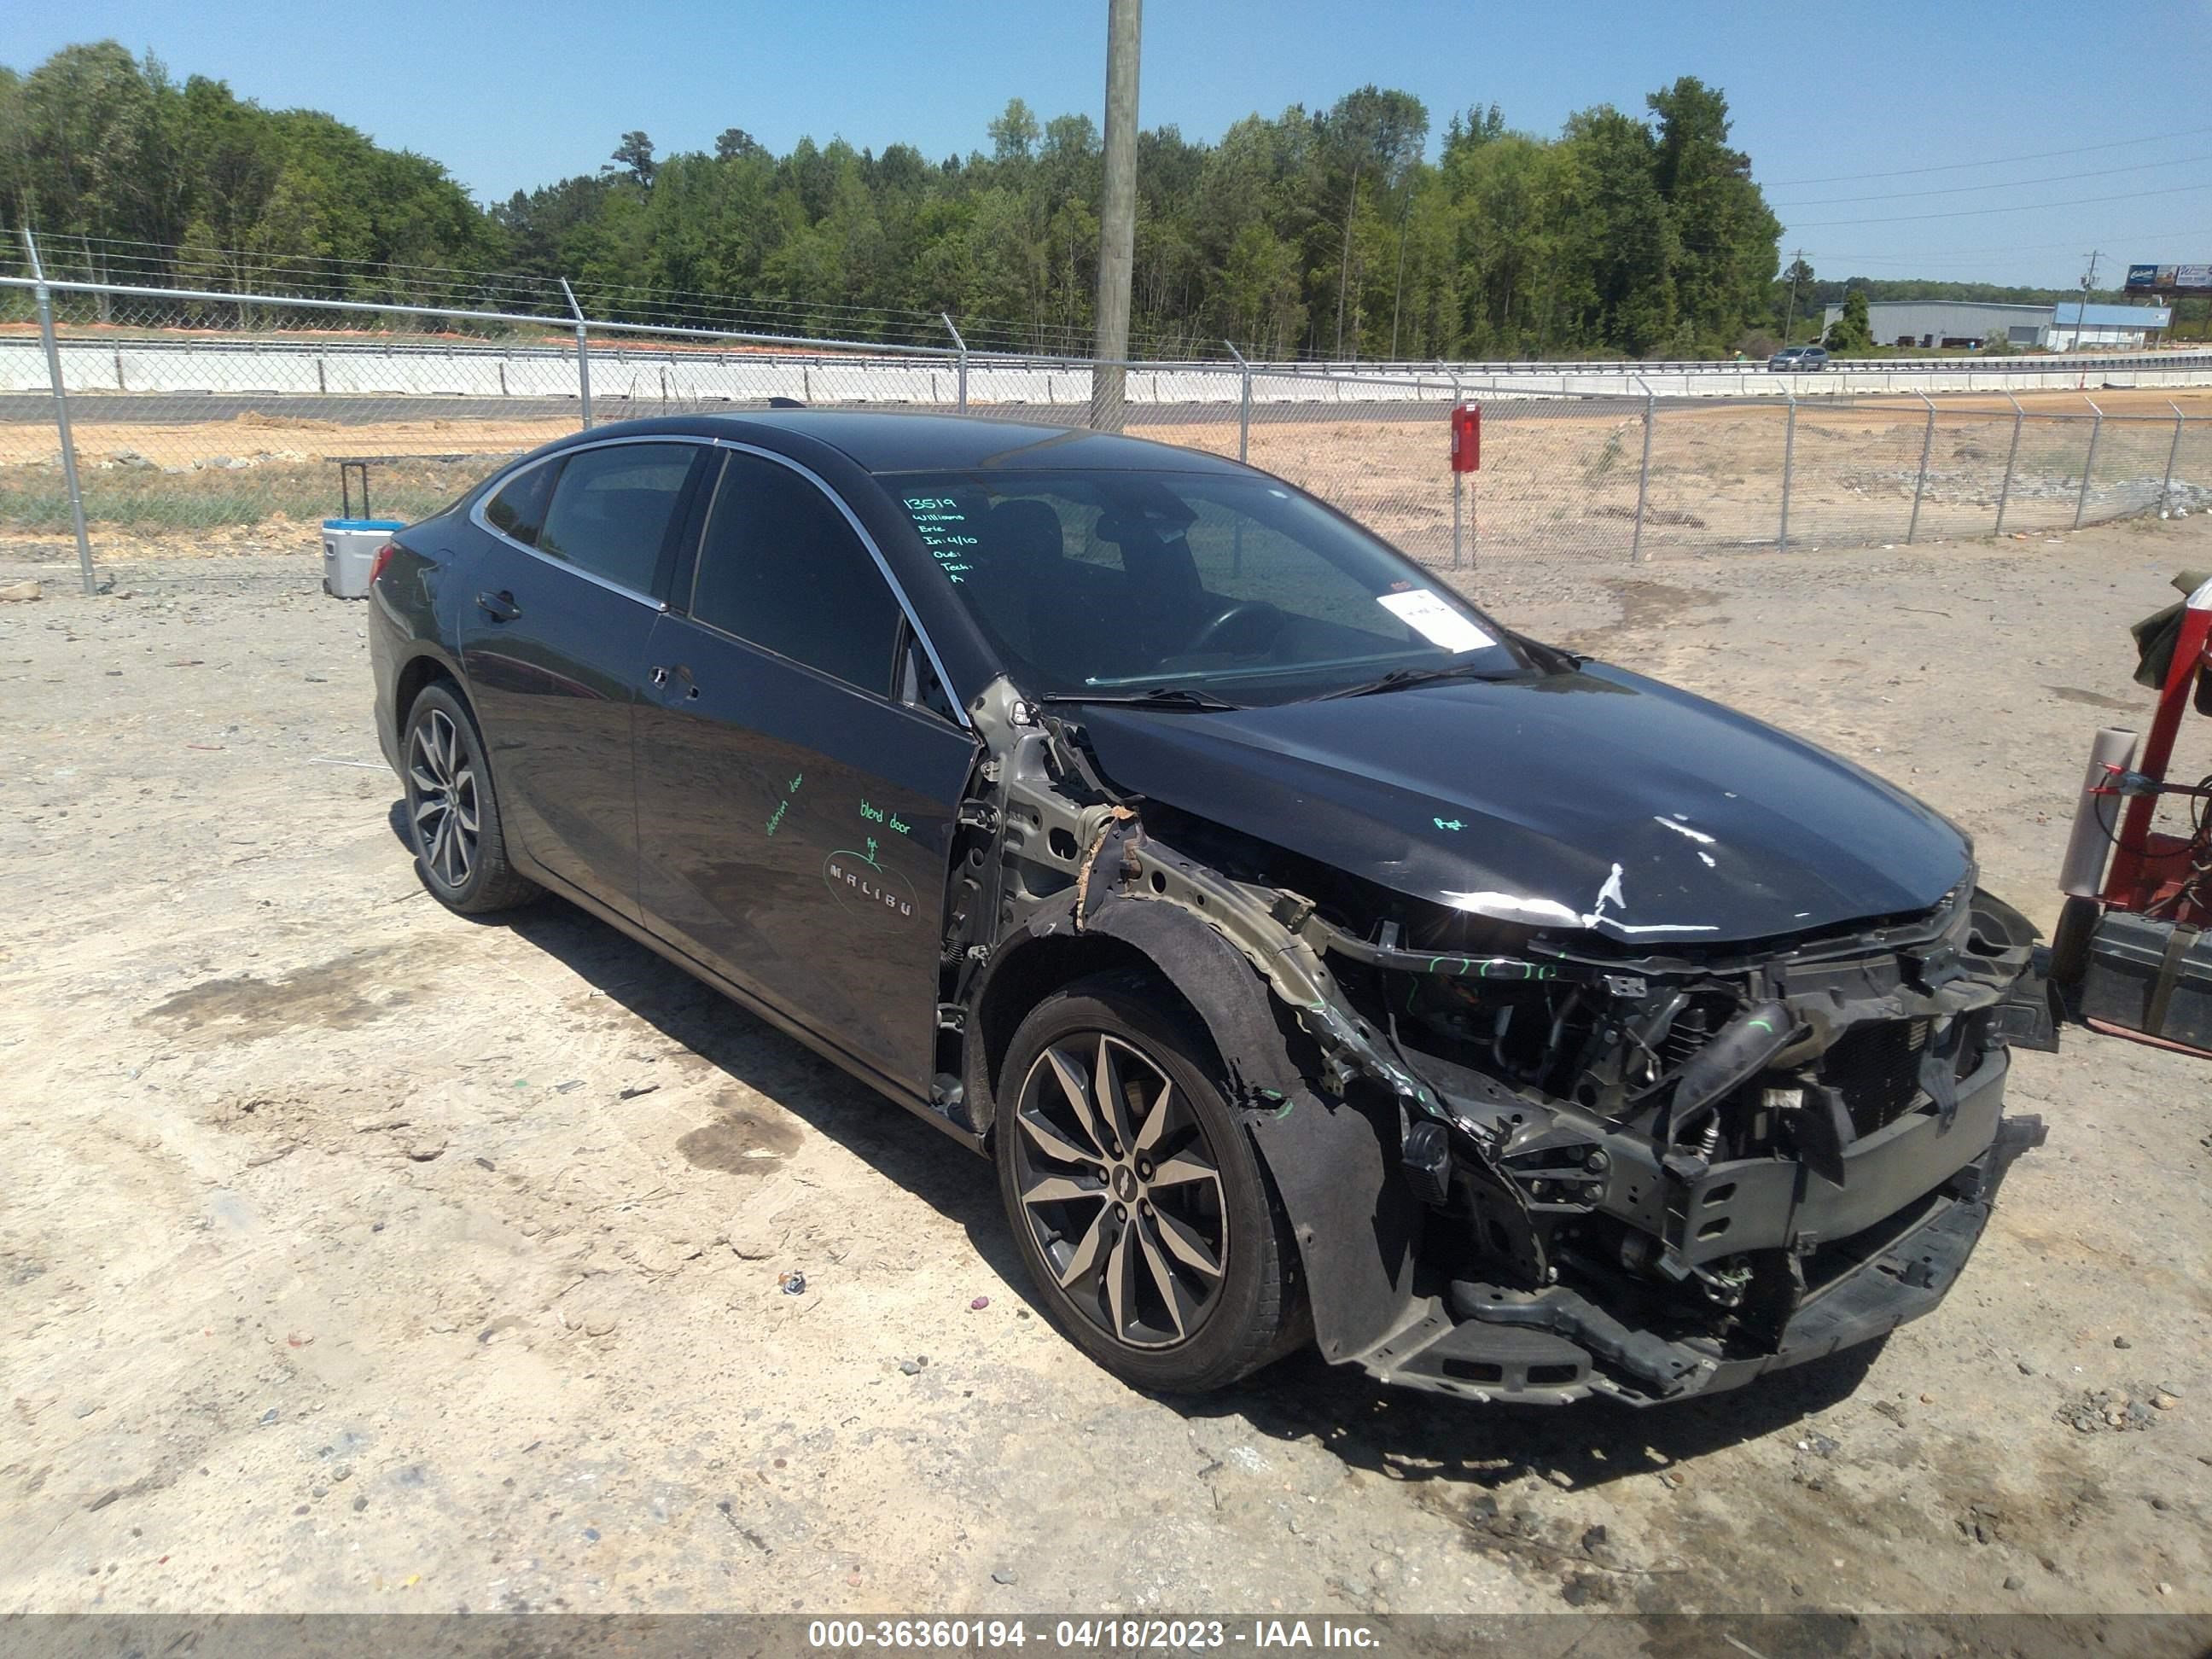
xmin=3 ymin=40 xmax=1804 ymax=358
xmin=0 ymin=44 xmax=500 ymax=298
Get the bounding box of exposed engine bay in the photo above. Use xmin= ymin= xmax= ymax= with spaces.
xmin=946 ymin=677 xmax=2055 ymax=1406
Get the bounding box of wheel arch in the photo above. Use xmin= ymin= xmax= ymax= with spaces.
xmin=969 ymin=932 xmax=1178 ymax=1143
xmin=973 ymin=895 xmax=1420 ymax=1369
xmin=393 ymin=647 xmax=464 ymax=737
xmin=967 ymin=899 xmax=1310 ymax=1144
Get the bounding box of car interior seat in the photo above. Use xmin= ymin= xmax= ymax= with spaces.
xmin=971 ymin=498 xmax=1062 ymax=661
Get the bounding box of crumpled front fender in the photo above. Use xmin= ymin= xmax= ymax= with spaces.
xmin=993 ymin=890 xmax=1422 ymax=1365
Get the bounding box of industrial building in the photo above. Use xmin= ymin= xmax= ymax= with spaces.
xmin=2046 ymin=301 xmax=2174 ymax=350
xmin=1818 ymin=299 xmax=2173 ymax=352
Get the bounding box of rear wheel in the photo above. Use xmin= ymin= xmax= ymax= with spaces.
xmin=401 ymin=682 xmax=538 ymax=915
xmin=995 ymin=974 xmax=1304 ymax=1392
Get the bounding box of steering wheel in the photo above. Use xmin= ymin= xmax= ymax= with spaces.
xmin=1185 ymin=598 xmax=1288 ymax=656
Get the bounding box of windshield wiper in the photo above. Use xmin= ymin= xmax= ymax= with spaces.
xmin=1313 ymin=661 xmax=1510 ymax=701
xmin=1036 ymin=687 xmax=1243 ymax=711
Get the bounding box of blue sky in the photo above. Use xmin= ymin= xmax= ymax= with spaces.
xmin=13 ymin=0 xmax=2212 ymax=289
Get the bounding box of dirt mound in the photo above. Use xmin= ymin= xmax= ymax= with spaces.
xmin=230 ymin=410 xmax=339 ymax=433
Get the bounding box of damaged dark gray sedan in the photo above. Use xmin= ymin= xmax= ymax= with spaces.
xmin=368 ymin=412 xmax=2053 ymax=1406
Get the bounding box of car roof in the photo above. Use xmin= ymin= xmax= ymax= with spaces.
xmin=643 ymin=410 xmax=1255 ymax=477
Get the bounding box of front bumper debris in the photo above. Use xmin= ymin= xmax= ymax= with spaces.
xmin=1358 ymin=1109 xmax=2046 ymax=1407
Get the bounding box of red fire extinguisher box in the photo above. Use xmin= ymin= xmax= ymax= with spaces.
xmin=1451 ymin=405 xmax=1481 ymax=472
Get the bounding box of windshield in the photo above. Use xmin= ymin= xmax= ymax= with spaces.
xmin=886 ymin=469 xmax=1528 ymax=706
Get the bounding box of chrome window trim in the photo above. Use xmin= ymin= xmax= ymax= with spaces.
xmin=697 ymin=439 xmax=973 ymax=731
xmin=468 ymin=434 xmax=719 ymax=611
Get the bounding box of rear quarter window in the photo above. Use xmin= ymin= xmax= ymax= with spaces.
xmin=483 ymin=460 xmax=560 ymax=546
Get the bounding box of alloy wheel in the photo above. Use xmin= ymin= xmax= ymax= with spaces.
xmin=1010 ymin=1031 xmax=1230 ymax=1349
xmin=407 ymin=707 xmax=479 ymax=890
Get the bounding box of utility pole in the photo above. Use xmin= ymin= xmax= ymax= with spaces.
xmin=1091 ymin=0 xmax=1142 ymax=432
xmin=1388 ymin=183 xmax=1415 ymax=359
xmin=1781 ymin=247 xmax=1804 ymax=346
xmin=2069 ymin=250 xmax=2101 ymax=351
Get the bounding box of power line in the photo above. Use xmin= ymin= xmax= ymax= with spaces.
xmin=1785 ymin=179 xmax=2212 ymax=229
xmin=1813 ymin=233 xmax=2209 ymax=259
xmin=1764 ymin=125 xmax=2212 ymax=187
xmin=1771 ymin=151 xmax=2212 ymax=210
xmin=1805 ymin=256 xmax=2098 ymax=271
xmin=1805 ymin=221 xmax=2212 ymax=261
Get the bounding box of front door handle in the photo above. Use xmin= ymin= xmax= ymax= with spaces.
xmin=476 ymin=590 xmax=520 ymax=623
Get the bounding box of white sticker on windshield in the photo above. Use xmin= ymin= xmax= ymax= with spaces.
xmin=1376 ymin=589 xmax=1495 ymax=654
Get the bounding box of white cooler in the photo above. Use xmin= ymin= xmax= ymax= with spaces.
xmin=323 ymin=519 xmax=404 ymax=598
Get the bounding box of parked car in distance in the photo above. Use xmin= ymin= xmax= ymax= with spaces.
xmin=1769 ymin=345 xmax=1830 ymax=371
xmin=367 ymin=411 xmax=2051 ymax=1406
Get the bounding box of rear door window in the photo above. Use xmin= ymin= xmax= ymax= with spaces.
xmin=535 ymin=442 xmax=701 ymax=597
xmin=688 ymin=451 xmax=905 ymax=695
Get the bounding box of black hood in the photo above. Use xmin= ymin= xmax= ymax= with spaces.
xmin=1073 ymin=662 xmax=1970 ymax=946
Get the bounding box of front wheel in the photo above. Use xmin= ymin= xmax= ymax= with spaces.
xmin=994 ymin=974 xmax=1305 ymax=1393
xmin=401 ymin=682 xmax=539 ymax=915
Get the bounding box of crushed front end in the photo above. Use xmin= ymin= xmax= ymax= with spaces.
xmin=1289 ymin=881 xmax=2055 ymax=1405
xmin=963 ymin=681 xmax=2058 ymax=1408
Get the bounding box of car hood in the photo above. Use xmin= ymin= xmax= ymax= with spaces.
xmin=1072 ymin=662 xmax=1970 ymax=946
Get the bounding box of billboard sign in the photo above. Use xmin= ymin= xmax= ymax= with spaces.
xmin=2127 ymin=263 xmax=2212 ymax=293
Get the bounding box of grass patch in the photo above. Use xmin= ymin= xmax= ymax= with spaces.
xmin=1582 ymin=428 xmax=1627 ymax=482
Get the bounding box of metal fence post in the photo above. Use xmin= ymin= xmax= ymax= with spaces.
xmin=559 ymin=277 xmax=592 ymax=430
xmin=1778 ymin=393 xmax=1797 ymax=551
xmin=1632 ymin=376 xmax=1656 ymax=565
xmin=2163 ymin=399 xmax=2186 ymax=509
xmin=1438 ymin=361 xmax=1465 ymax=572
xmin=1225 ymin=341 xmax=1251 ymax=463
xmin=1452 ymin=458 xmax=1464 ymax=574
xmin=23 ymin=230 xmax=96 ymax=596
xmin=1994 ymin=391 xmax=2024 ymax=536
xmin=1906 ymin=390 xmax=1936 ymax=544
xmin=941 ymin=313 xmax=968 ymax=412
xmin=2074 ymin=399 xmax=2103 ymax=530
xmin=1218 ymin=342 xmax=1254 ymax=575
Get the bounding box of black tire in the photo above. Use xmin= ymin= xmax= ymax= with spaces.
xmin=400 ymin=681 xmax=539 ymax=915
xmin=994 ymin=972 xmax=1305 ymax=1393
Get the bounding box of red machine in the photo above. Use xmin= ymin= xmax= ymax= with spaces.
xmin=2051 ymin=571 xmax=2212 ymax=1057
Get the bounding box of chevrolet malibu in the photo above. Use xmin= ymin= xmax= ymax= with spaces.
xmin=368 ymin=412 xmax=2051 ymax=1404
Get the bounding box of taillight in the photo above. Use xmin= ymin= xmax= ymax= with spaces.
xmin=369 ymin=542 xmax=399 ymax=585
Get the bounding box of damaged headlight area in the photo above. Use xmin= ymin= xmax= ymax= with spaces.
xmin=969 ymin=693 xmax=2056 ymax=1408
xmin=1291 ymin=882 xmax=2055 ymax=1406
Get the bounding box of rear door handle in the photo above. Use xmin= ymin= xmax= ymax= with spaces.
xmin=476 ymin=590 xmax=520 ymax=622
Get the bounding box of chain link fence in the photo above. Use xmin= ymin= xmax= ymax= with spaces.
xmin=8 ymin=259 xmax=2212 ymax=595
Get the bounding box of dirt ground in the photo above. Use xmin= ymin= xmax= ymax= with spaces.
xmin=1 ymin=512 xmax=2209 ymax=1627
xmin=9 ymin=383 xmax=2205 ymax=464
